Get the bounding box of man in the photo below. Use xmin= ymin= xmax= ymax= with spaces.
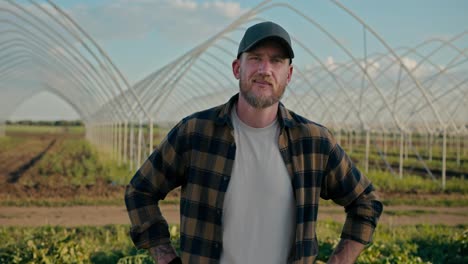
xmin=125 ymin=21 xmax=383 ymax=264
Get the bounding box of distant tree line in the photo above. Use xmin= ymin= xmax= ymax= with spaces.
xmin=6 ymin=120 xmax=83 ymax=126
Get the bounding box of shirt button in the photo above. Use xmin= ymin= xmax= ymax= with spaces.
xmin=223 ymin=176 xmax=228 ymax=181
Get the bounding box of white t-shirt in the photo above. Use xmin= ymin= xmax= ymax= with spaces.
xmin=220 ymin=107 xmax=296 ymax=264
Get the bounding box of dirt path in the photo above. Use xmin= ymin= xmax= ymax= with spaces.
xmin=0 ymin=205 xmax=466 ymax=227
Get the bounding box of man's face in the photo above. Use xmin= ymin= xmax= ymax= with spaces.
xmin=232 ymin=40 xmax=293 ymax=109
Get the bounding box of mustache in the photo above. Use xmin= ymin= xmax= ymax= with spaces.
xmin=252 ymin=75 xmax=273 ymax=85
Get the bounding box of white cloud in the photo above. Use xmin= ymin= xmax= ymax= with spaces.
xmin=64 ymin=0 xmax=246 ymax=42
xmin=173 ymin=0 xmax=198 ymax=10
xmin=401 ymin=57 xmax=418 ymax=71
xmin=202 ymin=1 xmax=243 ymax=18
xmin=326 ymin=56 xmax=336 ymax=70
xmin=399 ymin=56 xmax=433 ymax=77
xmin=361 ymin=59 xmax=381 ymax=77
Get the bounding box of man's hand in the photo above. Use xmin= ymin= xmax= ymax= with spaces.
xmin=327 ymin=239 xmax=365 ymax=264
xmin=149 ymin=243 xmax=178 ymax=264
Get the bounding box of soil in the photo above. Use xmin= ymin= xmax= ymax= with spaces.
xmin=0 ymin=204 xmax=466 ymax=227
xmin=1 ymin=132 xmax=466 ymax=228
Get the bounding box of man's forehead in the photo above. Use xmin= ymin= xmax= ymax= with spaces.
xmin=245 ymin=39 xmax=289 ymax=57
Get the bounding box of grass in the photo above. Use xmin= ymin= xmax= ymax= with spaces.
xmin=0 ymin=196 xmax=179 ymax=207
xmin=0 ymin=223 xmax=466 ymax=264
xmin=367 ymin=169 xmax=468 ymax=194
xmin=1 ymin=125 xmax=467 ymax=207
xmin=0 ymin=136 xmax=26 ymax=149
xmin=349 ymin=150 xmax=468 ymax=175
xmin=381 ymin=196 xmax=468 ymax=207
xmin=384 ymin=209 xmax=437 ymax=216
xmin=6 ymin=124 xmax=85 ymax=135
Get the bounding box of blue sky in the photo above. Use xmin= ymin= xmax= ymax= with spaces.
xmin=9 ymin=0 xmax=468 ymax=120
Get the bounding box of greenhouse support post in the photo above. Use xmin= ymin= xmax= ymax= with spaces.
xmin=149 ymin=118 xmax=153 ymax=156
xmin=399 ymin=131 xmax=404 ymax=179
xmin=456 ymin=133 xmax=460 ymax=167
xmin=365 ymin=129 xmax=370 ymax=173
xmin=429 ymin=133 xmax=433 ymax=162
xmin=442 ymin=128 xmax=447 ymax=190
xmin=137 ymin=120 xmax=143 ymax=168
xmin=129 ymin=123 xmax=135 ymax=172
xmin=123 ymin=121 xmax=128 ymax=165
xmin=117 ymin=121 xmax=122 ymax=166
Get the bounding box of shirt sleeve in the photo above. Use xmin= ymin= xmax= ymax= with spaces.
xmin=320 ymin=135 xmax=383 ymax=245
xmin=125 ymin=121 xmax=188 ymax=249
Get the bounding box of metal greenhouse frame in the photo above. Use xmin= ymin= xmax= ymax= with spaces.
xmin=1 ymin=0 xmax=466 ymax=189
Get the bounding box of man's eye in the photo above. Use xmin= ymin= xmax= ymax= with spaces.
xmin=272 ymin=58 xmax=283 ymax=63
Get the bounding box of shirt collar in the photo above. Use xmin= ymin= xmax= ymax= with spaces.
xmin=216 ymin=93 xmax=298 ymax=129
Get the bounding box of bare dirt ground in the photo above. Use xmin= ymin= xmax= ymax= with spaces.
xmin=1 ymin=132 xmax=466 ymax=228
xmin=0 ymin=204 xmax=466 ymax=227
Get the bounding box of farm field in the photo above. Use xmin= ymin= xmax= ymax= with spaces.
xmin=0 ymin=124 xmax=467 ymax=263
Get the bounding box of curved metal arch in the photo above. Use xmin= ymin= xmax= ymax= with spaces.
xmin=0 ymin=11 xmax=127 ymax=121
xmin=131 ymin=1 xmax=274 ymax=118
xmin=0 ymin=5 xmax=117 ymax=106
xmin=40 ymin=0 xmax=150 ymax=120
xmin=0 ymin=36 xmax=107 ymax=107
xmin=143 ymin=56 xmax=197 ymax=113
xmin=0 ymin=37 xmax=108 ymax=116
xmin=254 ymin=1 xmax=407 ymax=130
xmin=41 ymin=85 xmax=90 ymax=122
xmin=0 ymin=83 xmax=44 ymax=119
xmin=137 ymin=55 xmax=194 ymax=106
xmin=329 ymin=0 xmax=447 ymax=129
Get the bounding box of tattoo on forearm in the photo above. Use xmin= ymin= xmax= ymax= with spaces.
xmin=333 ymin=241 xmax=347 ymax=256
xmin=329 ymin=239 xmax=365 ymax=263
xmin=154 ymin=244 xmax=175 ymax=257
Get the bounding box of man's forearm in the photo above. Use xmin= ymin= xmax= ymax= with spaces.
xmin=327 ymin=239 xmax=365 ymax=264
xmin=149 ymin=243 xmax=178 ymax=264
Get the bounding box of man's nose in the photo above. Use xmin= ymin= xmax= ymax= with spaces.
xmin=257 ymin=60 xmax=272 ymax=74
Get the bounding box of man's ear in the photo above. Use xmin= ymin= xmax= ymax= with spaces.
xmin=287 ymin=64 xmax=293 ymax=83
xmin=232 ymin=59 xmax=240 ymax=79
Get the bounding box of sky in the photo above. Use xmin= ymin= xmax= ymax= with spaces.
xmin=8 ymin=0 xmax=468 ymax=121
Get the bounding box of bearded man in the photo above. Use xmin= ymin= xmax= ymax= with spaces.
xmin=125 ymin=21 xmax=383 ymax=264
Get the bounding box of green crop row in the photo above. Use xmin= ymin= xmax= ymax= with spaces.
xmin=367 ymin=170 xmax=468 ymax=194
xmin=349 ymin=150 xmax=468 ymax=175
xmin=320 ymin=222 xmax=467 ymax=264
xmin=0 ymin=223 xmax=465 ymax=263
xmin=35 ymin=139 xmax=109 ymax=185
xmin=348 ymin=147 xmax=468 ymax=163
xmin=0 ymin=136 xmax=26 ymax=151
xmin=31 ymin=138 xmax=131 ymax=187
xmin=6 ymin=124 xmax=85 ymax=135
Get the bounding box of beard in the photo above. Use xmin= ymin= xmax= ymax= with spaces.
xmin=239 ymin=75 xmax=286 ymax=109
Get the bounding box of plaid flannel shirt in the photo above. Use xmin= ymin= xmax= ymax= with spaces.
xmin=125 ymin=94 xmax=383 ymax=263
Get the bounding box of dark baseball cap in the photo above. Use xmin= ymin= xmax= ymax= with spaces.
xmin=237 ymin=21 xmax=294 ymax=60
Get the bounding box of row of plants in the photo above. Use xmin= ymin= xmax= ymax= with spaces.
xmin=349 ymin=146 xmax=467 ymax=165
xmin=0 ymin=223 xmax=465 ymax=263
xmin=5 ymin=120 xmax=84 ymax=126
xmin=340 ymin=138 xmax=467 ymax=155
xmin=349 ymin=150 xmax=468 ymax=175
xmin=33 ymin=138 xmax=109 ymax=185
xmin=5 ymin=124 xmax=85 ymax=135
xmin=336 ymin=134 xmax=468 ymax=159
xmin=35 ymin=137 xmax=462 ymax=190
xmin=0 ymin=135 xmax=26 ymax=151
xmin=367 ymin=170 xmax=468 ymax=194
xmin=32 ymin=138 xmax=132 ymax=186
xmin=2 ymin=129 xmax=466 ymax=207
